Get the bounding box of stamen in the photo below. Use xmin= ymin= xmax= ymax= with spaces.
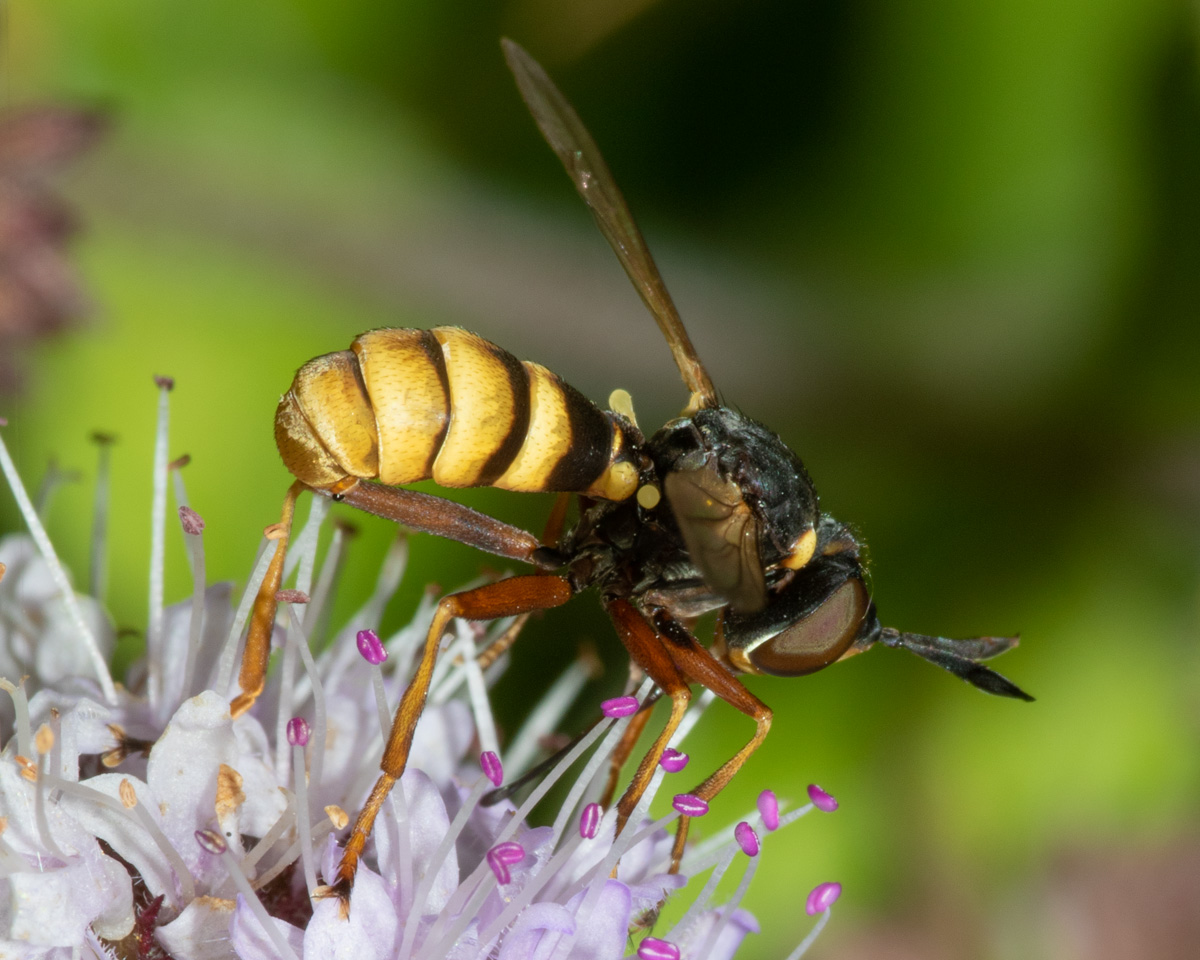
xmin=579 ymin=802 xmax=601 ymax=839
xmin=0 ymin=678 xmax=32 ymax=758
xmin=638 ymin=937 xmax=680 ymax=960
xmin=195 ymin=829 xmax=301 ymax=960
xmin=783 ymin=910 xmax=832 ymax=960
xmin=213 ymin=536 xmax=273 ymax=695
xmin=807 ymin=783 xmax=838 ymax=812
xmin=288 ymin=717 xmax=319 ymax=896
xmin=485 ymin=840 xmax=525 ymax=885
xmin=734 ymin=821 xmax=759 ymax=857
xmin=0 ymin=427 xmax=117 ymax=703
xmin=88 ymin=432 xmax=115 ymax=602
xmin=672 ymin=793 xmax=709 ymax=817
xmin=699 ymin=832 xmax=762 ymax=960
xmin=355 ymin=628 xmax=387 ymax=665
xmin=178 ymin=505 xmax=207 ymax=706
xmin=660 ymin=748 xmax=689 ymax=773
xmin=285 ymin=604 xmax=326 ymax=798
xmin=479 ymin=750 xmax=503 ymax=787
xmin=305 ymin=519 xmax=353 ymax=644
xmin=33 ymin=737 xmax=68 ymax=862
xmin=33 ymin=457 xmax=80 ymax=522
xmin=805 ymin=881 xmax=841 ymax=916
xmin=147 ymin=376 xmax=173 ymax=713
xmin=240 ymin=794 xmax=296 ymax=877
xmin=601 ymin=695 xmax=639 ymax=717
xmin=757 ymin=789 xmax=780 ymax=830
xmin=463 ymin=639 xmax=498 ymax=757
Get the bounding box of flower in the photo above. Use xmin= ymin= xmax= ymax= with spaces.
xmin=0 ymin=386 xmax=841 ymax=959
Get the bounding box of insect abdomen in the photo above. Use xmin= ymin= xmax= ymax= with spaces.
xmin=275 ymin=327 xmax=638 ymax=501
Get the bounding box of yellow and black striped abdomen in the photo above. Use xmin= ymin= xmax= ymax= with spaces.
xmin=274 ymin=327 xmax=639 ymax=502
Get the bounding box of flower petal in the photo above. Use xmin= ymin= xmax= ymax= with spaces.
xmin=230 ymin=893 xmax=304 ymax=960
xmin=156 ymin=896 xmax=237 ymax=960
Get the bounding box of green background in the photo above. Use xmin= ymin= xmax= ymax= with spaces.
xmin=2 ymin=0 xmax=1199 ymax=956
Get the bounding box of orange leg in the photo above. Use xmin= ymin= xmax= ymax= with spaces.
xmin=232 ymin=481 xmax=304 ymax=718
xmin=654 ymin=614 xmax=772 ymax=870
xmin=329 ymin=573 xmax=573 ymax=909
xmin=604 ymin=600 xmax=693 ymax=833
xmin=235 ymin=479 xmax=560 ymax=718
xmin=599 ymin=698 xmax=656 ymax=808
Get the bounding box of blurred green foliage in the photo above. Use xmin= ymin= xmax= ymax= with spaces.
xmin=3 ymin=0 xmax=1199 ymax=955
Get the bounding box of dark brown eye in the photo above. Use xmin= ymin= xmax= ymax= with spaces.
xmin=724 ymin=558 xmax=870 ymax=677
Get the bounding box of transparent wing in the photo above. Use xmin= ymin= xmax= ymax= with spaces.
xmin=502 ymin=38 xmax=718 ymax=411
xmin=663 ymin=467 xmax=767 ymax=613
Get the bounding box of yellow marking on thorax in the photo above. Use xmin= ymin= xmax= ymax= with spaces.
xmin=636 ymin=483 xmax=661 ymax=509
xmin=781 ymin=527 xmax=817 ymax=570
xmin=496 ymin=362 xmax=573 ymax=492
xmin=353 ymin=329 xmax=449 ymax=485
xmin=587 ymin=458 xmax=638 ymax=501
xmin=431 ymin=328 xmax=519 ymax=487
xmin=607 ymin=388 xmax=638 ymax=428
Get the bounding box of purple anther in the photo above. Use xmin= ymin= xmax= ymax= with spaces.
xmin=480 ymin=750 xmax=503 ymax=787
xmin=757 ymin=788 xmax=780 ymax=831
xmin=153 ymin=375 xmax=175 ymax=391
xmin=672 ymin=793 xmax=709 ymax=818
xmin=637 ymin=936 xmax=681 ymax=960
xmin=734 ymin=821 xmax=760 ymax=857
xmin=659 ymin=748 xmax=689 ymax=773
xmin=486 ymin=849 xmax=511 ymax=886
xmin=356 ymin=629 xmax=388 ymax=665
xmin=286 ymin=717 xmax=310 ymax=747
xmin=489 ymin=841 xmax=525 ymax=866
xmin=194 ymin=828 xmax=227 ymax=855
xmin=807 ymin=783 xmax=838 ymax=812
xmin=0 ymin=417 xmax=8 ymax=427
xmin=805 ymin=881 xmax=842 ymax=915
xmin=178 ymin=506 xmax=205 ymax=536
xmin=601 ymin=696 xmax=639 ymax=718
xmin=169 ymin=453 xmax=191 ymax=470
xmin=579 ymin=802 xmax=602 ymax=840
xmin=275 ymin=589 xmax=309 ymax=604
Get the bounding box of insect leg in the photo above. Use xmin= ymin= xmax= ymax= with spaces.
xmin=330 ymin=573 xmax=573 ymax=910
xmin=232 ymin=480 xmax=305 ymax=718
xmin=541 ymin=491 xmax=572 ymax=547
xmin=604 ymin=599 xmax=693 ymax=834
xmin=331 ymin=479 xmax=558 ymax=568
xmin=599 ymin=697 xmax=656 ymax=808
xmin=474 ymin=611 xmax=531 ymax=670
xmin=653 ymin=617 xmax=773 ymax=871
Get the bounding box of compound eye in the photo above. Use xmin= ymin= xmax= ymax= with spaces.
xmin=726 ymin=576 xmax=869 ymax=677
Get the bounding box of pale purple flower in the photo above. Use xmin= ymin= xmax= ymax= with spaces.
xmin=0 ymin=390 xmax=841 ymax=959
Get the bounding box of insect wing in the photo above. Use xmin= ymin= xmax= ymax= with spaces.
xmin=501 ymin=38 xmax=718 ymax=411
xmin=663 ymin=466 xmax=767 ymax=613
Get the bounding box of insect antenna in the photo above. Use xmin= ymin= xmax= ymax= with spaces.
xmin=880 ymin=629 xmax=1034 ymax=701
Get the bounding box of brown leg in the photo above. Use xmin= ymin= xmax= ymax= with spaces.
xmin=333 ymin=480 xmax=556 ymax=567
xmin=232 ymin=481 xmax=304 ymax=718
xmin=599 ymin=698 xmax=655 ymax=808
xmin=330 ymin=573 xmax=573 ymax=910
xmin=604 ymin=600 xmax=693 ymax=833
xmin=542 ymin=492 xmax=571 ymax=547
xmin=474 ymin=611 xmax=531 ymax=671
xmin=656 ymin=618 xmax=773 ymax=870
xmin=235 ymin=480 xmax=557 ymax=718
